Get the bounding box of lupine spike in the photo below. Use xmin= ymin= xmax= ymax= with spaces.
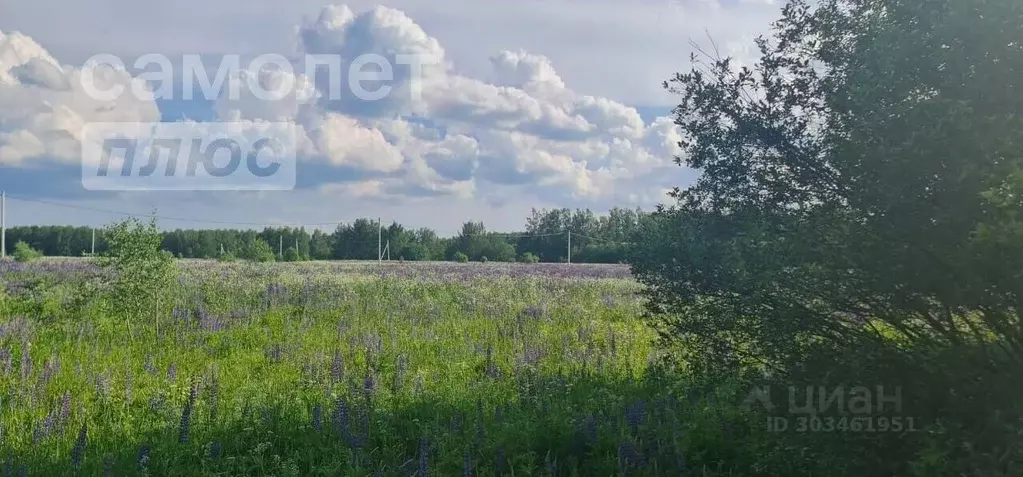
xmin=418 ymin=436 xmax=430 ymax=477
xmin=70 ymin=422 xmax=87 ymax=471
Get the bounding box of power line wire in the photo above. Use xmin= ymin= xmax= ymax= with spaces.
xmin=4 ymin=194 xmax=340 ymax=228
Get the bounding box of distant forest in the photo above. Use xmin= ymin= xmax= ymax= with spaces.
xmin=2 ymin=207 xmax=648 ymax=263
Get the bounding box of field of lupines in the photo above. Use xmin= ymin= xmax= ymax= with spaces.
xmin=0 ymin=259 xmax=777 ymax=476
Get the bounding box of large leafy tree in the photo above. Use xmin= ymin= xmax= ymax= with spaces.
xmin=631 ymin=0 xmax=1022 ymax=473
xmin=635 ymin=0 xmax=1023 ymax=371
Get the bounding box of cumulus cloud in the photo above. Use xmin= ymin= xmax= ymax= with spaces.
xmin=0 ymin=30 xmax=160 ymax=165
xmin=286 ymin=4 xmax=684 ymax=204
xmin=1 ymin=4 xmax=687 ymax=210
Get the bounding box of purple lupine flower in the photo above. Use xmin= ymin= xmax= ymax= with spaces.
xmin=103 ymin=454 xmax=114 ymax=477
xmin=19 ymin=347 xmax=31 ymax=381
xmin=356 ymin=411 xmax=370 ymax=450
xmin=607 ymin=329 xmax=618 ymax=357
xmin=333 ymin=398 xmax=349 ymax=442
xmin=450 ymin=412 xmax=462 ymax=434
xmin=362 ymin=371 xmax=376 ymax=396
xmin=172 ymin=306 xmax=190 ymax=324
xmin=330 ymin=351 xmax=345 ymax=383
xmin=136 ymin=444 xmax=151 ymax=471
xmin=143 ymin=354 xmax=157 ymax=375
xmin=484 ymin=346 xmax=500 ymax=378
xmin=495 ymin=446 xmax=506 ymax=475
xmin=618 ymin=441 xmax=643 ymax=473
xmin=207 ymin=373 xmax=220 ymax=423
xmin=209 ymin=440 xmax=222 ymax=460
xmin=311 ymin=403 xmax=323 ymax=433
xmin=473 ymin=417 xmax=486 ymax=451
xmin=394 ymin=354 xmax=408 ymax=392
xmin=124 ymin=374 xmax=133 ymax=403
xmin=625 ymin=401 xmax=646 ymax=434
xmin=71 ymin=423 xmax=88 ymax=471
xmin=463 ymin=450 xmax=473 ymax=477
xmin=413 ymin=375 xmax=424 ymax=395
xmin=179 ymin=380 xmax=198 ymax=444
xmin=265 ymin=344 xmax=284 ymax=363
xmin=95 ymin=372 xmax=111 ymax=399
xmin=585 ymin=413 xmax=597 ymax=446
xmin=40 ymin=357 xmax=59 ymax=386
xmin=417 ymin=437 xmax=430 ymax=477
xmin=167 ymin=363 xmax=178 ymax=381
xmin=41 ymin=412 xmax=55 ymax=439
xmin=521 ymin=304 xmax=545 ymax=320
xmin=58 ymin=392 xmax=72 ymax=430
xmin=148 ymin=392 xmax=167 ymax=413
xmin=0 ymin=348 xmax=11 ymax=376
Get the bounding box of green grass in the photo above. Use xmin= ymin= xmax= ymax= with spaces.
xmin=0 ymin=260 xmax=780 ymax=476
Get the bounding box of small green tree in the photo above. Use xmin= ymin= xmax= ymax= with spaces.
xmin=453 ymin=252 xmax=469 ymax=263
xmin=12 ymin=241 xmax=43 ymax=262
xmin=240 ymin=238 xmax=276 ymax=262
xmin=283 ymin=246 xmax=301 ymax=262
xmin=99 ymin=217 xmax=176 ymax=340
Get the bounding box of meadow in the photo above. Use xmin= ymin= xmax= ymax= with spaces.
xmin=0 ymin=259 xmax=770 ymax=476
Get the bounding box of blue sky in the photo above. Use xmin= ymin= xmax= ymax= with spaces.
xmin=0 ymin=1 xmax=779 ymax=234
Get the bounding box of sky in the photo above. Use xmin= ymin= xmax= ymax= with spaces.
xmin=0 ymin=0 xmax=781 ymax=235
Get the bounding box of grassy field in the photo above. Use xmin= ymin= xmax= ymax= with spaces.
xmin=0 ymin=260 xmax=765 ymax=476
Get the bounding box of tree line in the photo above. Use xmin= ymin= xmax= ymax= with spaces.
xmin=1 ymin=207 xmax=649 ymax=263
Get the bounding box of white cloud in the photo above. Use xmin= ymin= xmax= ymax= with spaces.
xmin=0 ymin=30 xmax=160 ymax=165
xmin=0 ymin=3 xmax=715 ymax=224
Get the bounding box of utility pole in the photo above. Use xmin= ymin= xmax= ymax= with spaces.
xmin=378 ymin=218 xmax=382 ymax=263
xmin=92 ymin=229 xmax=96 ymax=256
xmin=295 ymin=237 xmax=299 ymax=259
xmin=279 ymin=235 xmax=283 ymax=259
xmin=564 ymin=231 xmax=572 ymax=264
xmin=1 ymin=191 xmax=6 ymax=259
xmin=220 ymin=243 xmax=224 ymax=256
xmin=386 ymin=240 xmax=390 ymax=261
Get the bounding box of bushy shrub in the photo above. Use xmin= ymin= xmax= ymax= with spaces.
xmin=518 ymin=252 xmax=539 ymax=264
xmin=218 ymin=252 xmax=237 ymax=263
xmin=241 ymin=238 xmax=276 ymax=263
xmin=453 ymin=252 xmax=469 ymax=263
xmin=12 ymin=241 xmax=42 ymax=262
xmin=283 ymin=247 xmax=301 ymax=262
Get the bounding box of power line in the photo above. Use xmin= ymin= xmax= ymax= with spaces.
xmin=570 ymin=232 xmax=634 ymax=246
xmin=3 ymin=194 xmax=341 ymax=228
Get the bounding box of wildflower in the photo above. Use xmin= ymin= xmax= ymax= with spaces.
xmin=136 ymin=444 xmax=151 ymax=471
xmin=71 ymin=423 xmax=87 ymax=471
xmin=179 ymin=380 xmax=198 ymax=444
xmin=418 ymin=437 xmax=430 ymax=477
xmin=463 ymin=450 xmax=473 ymax=477
xmin=124 ymin=374 xmax=133 ymax=403
xmin=143 ymin=354 xmax=157 ymax=375
xmin=103 ymin=454 xmax=114 ymax=477
xmin=330 ymin=351 xmax=345 ymax=383
xmin=208 ymin=373 xmax=220 ymax=423
xmin=625 ymin=400 xmax=646 ymax=434
xmin=333 ymin=398 xmax=350 ymax=442
xmin=311 ymin=403 xmax=323 ymax=433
